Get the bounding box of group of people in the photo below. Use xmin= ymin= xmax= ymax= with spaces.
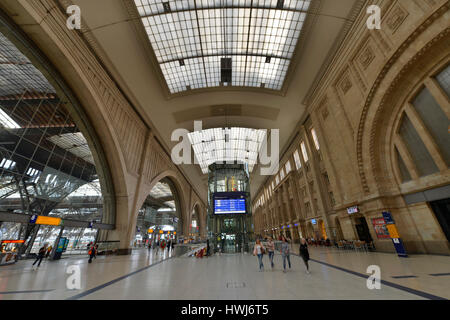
xmin=148 ymin=238 xmax=175 ymax=253
xmin=253 ymin=237 xmax=310 ymax=273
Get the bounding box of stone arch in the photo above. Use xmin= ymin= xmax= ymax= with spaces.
xmin=356 ymin=5 xmax=449 ymax=195
xmin=191 ymin=201 xmax=206 ymax=238
xmin=0 ymin=4 xmax=143 ymax=252
xmin=0 ymin=9 xmax=126 ymax=244
xmin=366 ymin=29 xmax=450 ymax=194
xmin=136 ymin=170 xmax=189 ymax=233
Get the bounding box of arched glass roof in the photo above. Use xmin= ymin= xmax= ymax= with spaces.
xmin=187 ymin=127 xmax=266 ymax=173
xmin=134 ymin=0 xmax=311 ymax=93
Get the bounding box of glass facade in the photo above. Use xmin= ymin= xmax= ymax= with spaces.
xmin=207 ymin=163 xmax=253 ymax=253
xmin=0 ymin=18 xmax=112 ymax=257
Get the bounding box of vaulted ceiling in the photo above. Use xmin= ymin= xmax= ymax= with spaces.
xmin=66 ymin=0 xmax=364 ymax=203
xmin=3 ymin=0 xmax=365 ymax=203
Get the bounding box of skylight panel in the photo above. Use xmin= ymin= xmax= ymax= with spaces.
xmin=188 ymin=127 xmax=267 ymax=174
xmin=47 ymin=132 xmax=94 ymax=164
xmin=0 ymin=107 xmax=20 ymax=129
xmin=134 ymin=0 xmax=311 ymax=93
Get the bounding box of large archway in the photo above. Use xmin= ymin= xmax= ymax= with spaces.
xmin=0 ymin=12 xmax=116 ymax=258
xmin=134 ymin=177 xmax=184 ymax=248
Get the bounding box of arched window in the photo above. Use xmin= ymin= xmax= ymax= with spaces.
xmin=393 ymin=63 xmax=450 ymax=183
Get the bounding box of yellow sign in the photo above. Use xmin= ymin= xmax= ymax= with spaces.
xmin=35 ymin=216 xmax=61 ymax=226
xmin=386 ymin=224 xmax=400 ymax=238
xmin=174 ymin=232 xmax=176 ymax=235
xmin=148 ymin=229 xmax=153 ymax=233
xmin=159 ymin=230 xmax=163 ymax=234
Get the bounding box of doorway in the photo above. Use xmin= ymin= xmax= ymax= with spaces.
xmin=429 ymin=198 xmax=450 ymax=242
xmin=354 ymin=216 xmax=373 ymax=242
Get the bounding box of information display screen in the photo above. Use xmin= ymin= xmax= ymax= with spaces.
xmin=213 ymin=192 xmax=247 ymax=214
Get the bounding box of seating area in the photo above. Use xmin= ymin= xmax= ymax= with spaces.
xmin=301 ymin=238 xmax=375 ymax=253
xmin=334 ymin=240 xmax=375 ymax=252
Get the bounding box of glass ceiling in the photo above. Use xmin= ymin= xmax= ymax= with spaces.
xmin=134 ymin=0 xmax=311 ymax=93
xmin=149 ymin=181 xmax=173 ymax=199
xmin=187 ymin=127 xmax=266 ymax=174
xmin=47 ymin=132 xmax=95 ymax=165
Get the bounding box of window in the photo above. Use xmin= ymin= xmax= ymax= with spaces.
xmin=411 ymin=87 xmax=450 ymax=165
xmin=311 ymin=128 xmax=320 ymax=150
xmin=293 ymin=150 xmax=302 ymax=170
xmin=435 ymin=64 xmax=450 ymax=98
xmin=395 ymin=146 xmax=412 ymax=182
xmin=280 ymin=167 xmax=285 ymax=180
xmin=398 ymin=114 xmax=439 ymax=177
xmin=285 ymin=160 xmax=292 ymax=174
xmin=301 ymin=141 xmax=309 ymax=162
xmin=275 ymin=174 xmax=280 ymax=185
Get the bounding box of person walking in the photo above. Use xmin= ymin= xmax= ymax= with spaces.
xmin=32 ymin=244 xmax=48 ymax=269
xmin=88 ymin=244 xmax=97 ymax=263
xmin=280 ymin=236 xmax=291 ymax=273
xmin=206 ymin=239 xmax=211 ymax=257
xmin=266 ymin=237 xmax=275 ymax=269
xmin=299 ymin=238 xmax=310 ymax=274
xmin=253 ymin=239 xmax=265 ymax=271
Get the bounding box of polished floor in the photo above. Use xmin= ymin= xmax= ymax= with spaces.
xmin=0 ymin=246 xmax=449 ymax=300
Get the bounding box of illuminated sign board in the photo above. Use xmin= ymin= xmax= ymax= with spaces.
xmin=31 ymin=216 xmax=61 ymax=226
xmin=311 ymin=219 xmax=317 ymax=225
xmin=213 ymin=192 xmax=247 ymax=215
xmin=347 ymin=206 xmax=359 ymax=214
xmin=1 ymin=240 xmax=25 ymax=244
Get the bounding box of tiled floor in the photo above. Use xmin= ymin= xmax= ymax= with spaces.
xmin=0 ymin=246 xmax=448 ymax=300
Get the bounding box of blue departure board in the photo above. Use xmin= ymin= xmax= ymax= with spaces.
xmin=214 ymin=198 xmax=246 ymax=214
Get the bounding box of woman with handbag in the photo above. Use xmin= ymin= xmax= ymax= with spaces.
xmin=253 ymin=239 xmax=266 ymax=272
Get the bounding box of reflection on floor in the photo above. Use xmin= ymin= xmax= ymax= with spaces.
xmin=0 ymin=246 xmax=449 ymax=300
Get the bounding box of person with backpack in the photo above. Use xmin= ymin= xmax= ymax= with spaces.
xmin=266 ymin=237 xmax=275 ymax=269
xmin=88 ymin=244 xmax=97 ymax=263
xmin=280 ymin=236 xmax=291 ymax=273
xmin=32 ymin=244 xmax=47 ymax=269
xmin=253 ymin=239 xmax=266 ymax=272
xmin=299 ymin=238 xmax=310 ymax=274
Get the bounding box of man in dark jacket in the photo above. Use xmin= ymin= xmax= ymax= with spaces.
xmin=32 ymin=244 xmax=48 ymax=269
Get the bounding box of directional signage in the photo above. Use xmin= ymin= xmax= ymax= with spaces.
xmin=382 ymin=211 xmax=407 ymax=257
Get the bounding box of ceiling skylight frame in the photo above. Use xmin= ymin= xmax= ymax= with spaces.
xmin=187 ymin=127 xmax=267 ymax=174
xmin=132 ymin=0 xmax=313 ymax=95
